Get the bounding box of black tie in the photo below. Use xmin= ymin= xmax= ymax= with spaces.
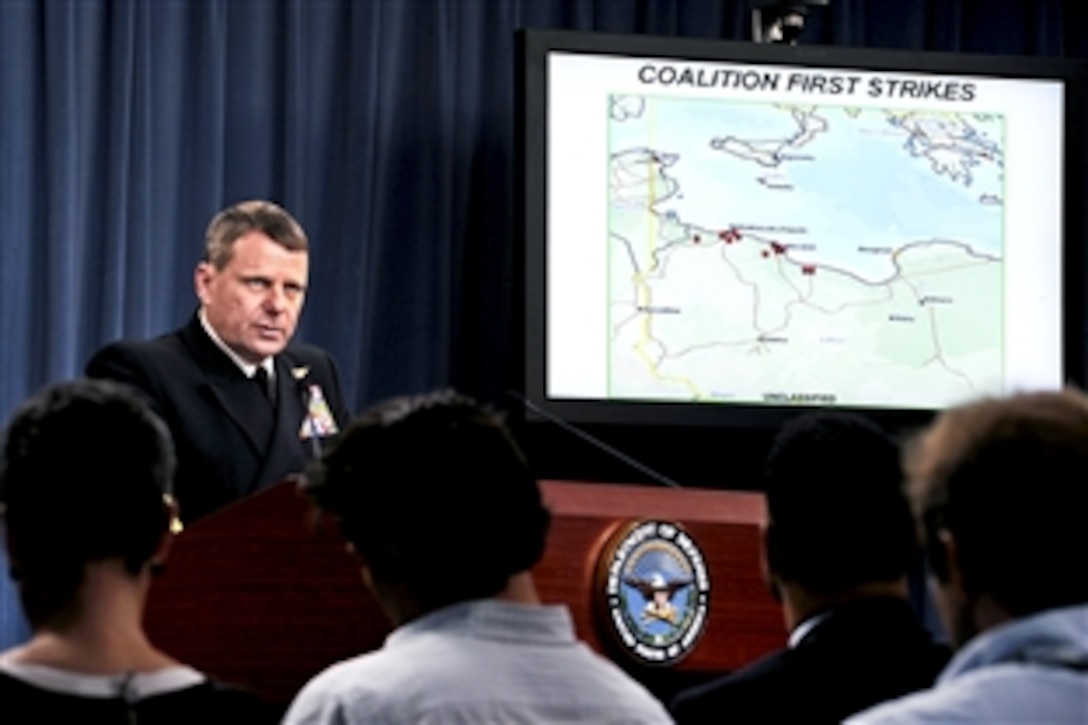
xmin=253 ymin=366 xmax=273 ymax=404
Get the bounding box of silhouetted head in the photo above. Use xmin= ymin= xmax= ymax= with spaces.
xmin=904 ymin=388 xmax=1088 ymax=645
xmin=0 ymin=378 xmax=176 ymax=627
xmin=302 ymin=389 xmax=551 ymax=616
xmin=763 ymin=411 xmax=917 ymax=595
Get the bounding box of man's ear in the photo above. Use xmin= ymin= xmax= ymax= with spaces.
xmin=937 ymin=528 xmax=966 ymax=595
xmin=760 ymin=523 xmax=782 ymax=603
xmin=193 ymin=262 xmax=214 ymax=304
xmin=343 ymin=544 xmax=379 ymax=592
xmin=342 ymin=541 xmax=369 ymax=571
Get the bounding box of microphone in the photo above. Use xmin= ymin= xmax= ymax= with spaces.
xmin=507 ymin=390 xmax=683 ymax=490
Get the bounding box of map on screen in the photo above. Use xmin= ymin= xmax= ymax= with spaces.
xmin=539 ymin=41 xmax=1067 ymax=417
xmin=607 ymin=96 xmax=1004 ymax=408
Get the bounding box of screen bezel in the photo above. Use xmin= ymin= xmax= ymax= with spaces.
xmin=518 ymin=28 xmax=1086 ymax=438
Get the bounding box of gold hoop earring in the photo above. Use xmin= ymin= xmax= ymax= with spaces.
xmin=163 ymin=493 xmax=184 ymax=535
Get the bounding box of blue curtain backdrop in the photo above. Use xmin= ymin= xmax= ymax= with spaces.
xmin=1 ymin=0 xmax=1084 ymax=645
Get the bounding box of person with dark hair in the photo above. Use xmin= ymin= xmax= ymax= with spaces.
xmin=847 ymin=389 xmax=1088 ymax=723
xmin=283 ymin=389 xmax=672 ymax=724
xmin=0 ymin=378 xmax=270 ymax=722
xmin=86 ymin=200 xmax=351 ymax=523
xmin=670 ymin=412 xmax=949 ymax=724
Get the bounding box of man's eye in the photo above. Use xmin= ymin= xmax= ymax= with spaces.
xmin=246 ymin=278 xmax=270 ymax=290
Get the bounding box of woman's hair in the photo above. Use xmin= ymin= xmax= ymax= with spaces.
xmin=0 ymin=378 xmax=176 ymax=626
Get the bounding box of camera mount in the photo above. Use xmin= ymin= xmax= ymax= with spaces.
xmin=751 ymin=0 xmax=830 ymax=45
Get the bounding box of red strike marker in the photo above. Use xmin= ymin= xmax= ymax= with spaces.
xmin=802 ymin=265 xmax=816 ymax=276
xmin=718 ymin=228 xmax=742 ymax=244
xmin=771 ymin=242 xmax=786 ymax=255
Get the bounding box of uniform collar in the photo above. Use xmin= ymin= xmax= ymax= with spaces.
xmin=198 ymin=308 xmax=274 ymax=380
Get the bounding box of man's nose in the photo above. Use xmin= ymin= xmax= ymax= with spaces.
xmin=264 ymin=285 xmax=287 ymax=312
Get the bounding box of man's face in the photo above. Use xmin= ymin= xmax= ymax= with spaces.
xmin=195 ymin=231 xmax=309 ymax=364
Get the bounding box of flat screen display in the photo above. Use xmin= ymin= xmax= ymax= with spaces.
xmin=520 ymin=29 xmax=1084 ymax=431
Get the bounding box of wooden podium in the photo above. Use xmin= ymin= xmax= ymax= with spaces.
xmin=145 ymin=479 xmax=785 ymax=708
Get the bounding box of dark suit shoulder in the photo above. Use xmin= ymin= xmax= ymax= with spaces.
xmin=280 ymin=340 xmax=333 ymax=362
xmin=85 ymin=331 xmax=194 ymax=408
xmin=87 ymin=327 xmax=191 ymax=368
xmin=670 ymin=648 xmax=799 ymax=724
xmin=670 ymin=601 xmax=950 ymax=725
xmin=279 ymin=343 xmax=343 ymax=385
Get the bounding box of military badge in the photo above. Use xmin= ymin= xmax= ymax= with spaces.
xmin=596 ymin=520 xmax=710 ymax=665
xmin=300 ymin=383 xmax=339 ymax=438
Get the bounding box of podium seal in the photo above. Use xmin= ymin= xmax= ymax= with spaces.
xmin=596 ymin=520 xmax=710 ymax=666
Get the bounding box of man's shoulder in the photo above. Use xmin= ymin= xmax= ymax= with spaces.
xmin=86 ymin=326 xmax=195 ymax=381
xmin=283 ymin=651 xmax=398 ymax=724
xmin=670 ymin=648 xmax=795 ymax=720
xmin=305 ymin=647 xmax=411 ymax=693
xmin=285 ymin=616 xmax=671 ymax=724
xmin=843 ymin=680 xmax=962 ymax=724
xmin=670 ymin=625 xmax=948 ymax=724
xmin=279 ymin=341 xmax=336 ymax=367
xmin=794 ymin=600 xmax=949 ymax=684
xmin=91 ymin=325 xmax=186 ymax=355
xmin=845 ymin=660 xmax=1088 ymax=724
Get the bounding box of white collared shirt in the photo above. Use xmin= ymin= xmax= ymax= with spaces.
xmin=788 ymin=610 xmax=834 ymax=648
xmin=284 ymin=599 xmax=672 ymax=724
xmin=198 ymin=309 xmax=274 ymax=382
xmin=0 ymin=655 xmax=205 ymax=700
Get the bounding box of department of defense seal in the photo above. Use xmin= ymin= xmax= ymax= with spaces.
xmin=596 ymin=519 xmax=711 ymax=666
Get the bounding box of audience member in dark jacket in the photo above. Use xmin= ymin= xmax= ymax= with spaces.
xmin=670 ymin=412 xmax=949 ymax=724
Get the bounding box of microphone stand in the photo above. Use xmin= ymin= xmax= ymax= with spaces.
xmin=507 ymin=391 xmax=683 ymax=490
